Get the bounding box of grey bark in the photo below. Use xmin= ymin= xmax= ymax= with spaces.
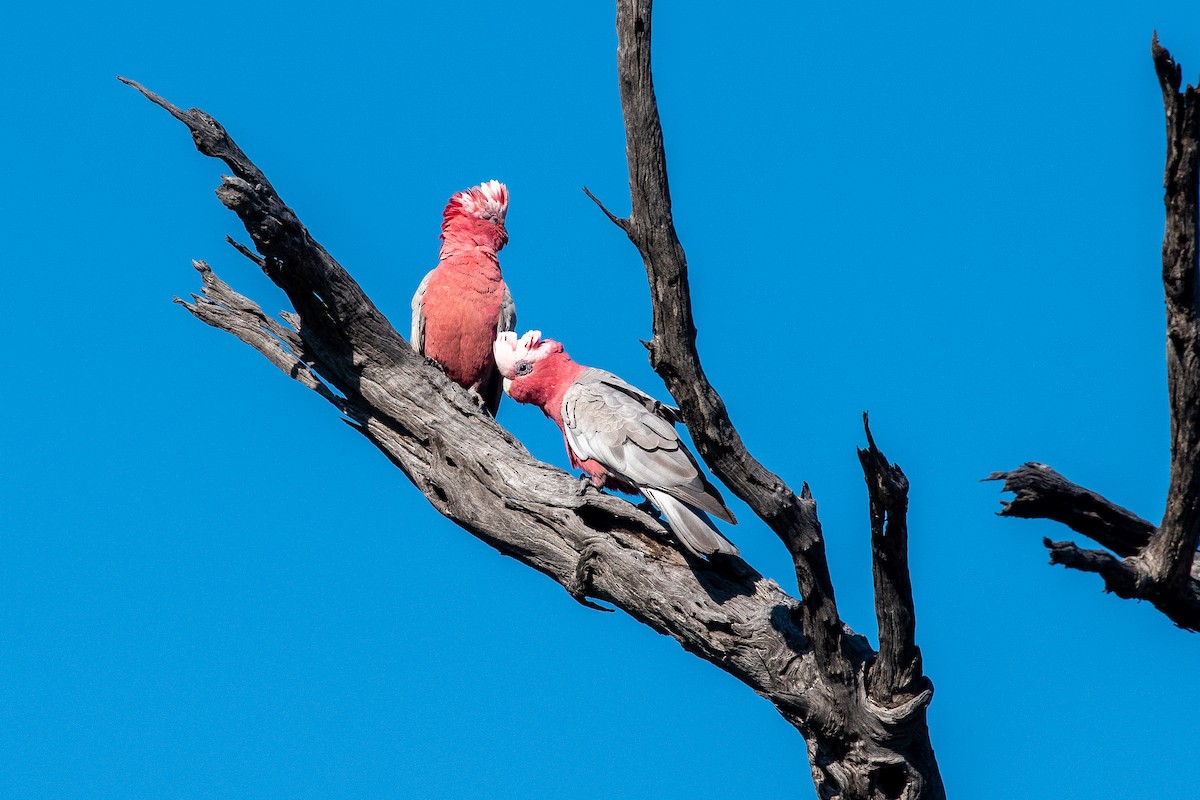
xmin=586 ymin=2 xmax=942 ymax=795
xmin=123 ymin=1 xmax=943 ymax=795
xmin=988 ymin=36 xmax=1200 ymax=631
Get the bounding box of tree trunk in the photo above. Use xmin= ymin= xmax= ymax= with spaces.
xmin=988 ymin=37 xmax=1200 ymax=632
xmin=122 ymin=1 xmax=945 ymax=795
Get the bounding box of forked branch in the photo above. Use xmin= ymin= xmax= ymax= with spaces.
xmin=608 ymin=0 xmax=845 ymax=673
xmin=859 ymin=414 xmax=923 ymax=702
xmin=988 ymin=464 xmax=1200 ymax=629
xmin=128 ymin=0 xmax=944 ymax=793
xmin=125 ymin=78 xmax=847 ymax=721
xmin=602 ymin=1 xmax=943 ymax=796
xmin=988 ymin=37 xmax=1200 ymax=630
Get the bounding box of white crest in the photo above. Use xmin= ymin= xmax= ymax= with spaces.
xmin=451 ymin=179 xmax=508 ymax=223
xmin=493 ymin=329 xmax=554 ymax=376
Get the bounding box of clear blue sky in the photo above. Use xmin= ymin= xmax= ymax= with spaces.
xmin=3 ymin=1 xmax=1198 ymax=797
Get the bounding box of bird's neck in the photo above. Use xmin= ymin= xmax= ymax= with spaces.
xmin=513 ymin=355 xmax=587 ymax=423
xmin=440 ymin=216 xmax=505 ymax=257
xmin=435 ymin=241 xmax=502 ymax=282
xmin=439 ymin=238 xmax=500 ymax=262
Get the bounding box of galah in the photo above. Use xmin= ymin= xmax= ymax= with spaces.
xmin=411 ymin=180 xmax=515 ymax=415
xmin=493 ymin=330 xmax=739 ymax=558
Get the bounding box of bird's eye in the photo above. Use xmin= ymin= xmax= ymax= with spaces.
xmin=515 ymin=361 xmax=533 ymax=376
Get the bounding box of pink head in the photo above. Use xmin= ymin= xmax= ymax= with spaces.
xmin=441 ymin=180 xmax=509 ymax=250
xmin=493 ymin=330 xmax=576 ymax=411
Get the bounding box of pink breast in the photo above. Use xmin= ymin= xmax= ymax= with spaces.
xmin=421 ymin=268 xmax=504 ymax=388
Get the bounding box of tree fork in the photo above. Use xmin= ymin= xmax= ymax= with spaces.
xmin=124 ymin=1 xmax=945 ymax=794
xmin=988 ymin=36 xmax=1200 ymax=631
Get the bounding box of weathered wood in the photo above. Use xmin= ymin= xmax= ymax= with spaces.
xmin=859 ymin=415 xmax=922 ymax=703
xmin=126 ymin=2 xmax=945 ymax=794
xmin=987 ymin=38 xmax=1200 ymax=631
xmin=987 ymin=463 xmax=1158 ymax=558
xmin=1145 ymin=35 xmax=1200 ymax=597
xmin=598 ymin=2 xmax=943 ymax=796
xmin=126 ymin=79 xmax=852 ymax=718
xmin=987 ymin=463 xmax=1200 ymax=629
xmin=609 ymin=0 xmax=845 ymax=675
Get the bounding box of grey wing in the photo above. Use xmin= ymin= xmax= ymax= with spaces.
xmin=592 ymin=371 xmax=682 ymax=423
xmin=562 ymin=371 xmax=732 ymax=521
xmin=476 ymin=285 xmax=517 ymax=416
xmin=410 ymin=268 xmax=435 ymax=353
xmin=498 ymin=284 xmax=517 ymax=335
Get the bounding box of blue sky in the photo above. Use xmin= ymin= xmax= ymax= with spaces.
xmin=3 ymin=1 xmax=1199 ymax=797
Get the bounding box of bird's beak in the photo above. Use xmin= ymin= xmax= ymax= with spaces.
xmin=502 ymin=377 xmax=513 ymax=396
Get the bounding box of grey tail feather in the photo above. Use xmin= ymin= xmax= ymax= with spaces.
xmin=643 ymin=488 xmax=740 ymax=558
xmin=662 ymin=479 xmax=737 ymax=525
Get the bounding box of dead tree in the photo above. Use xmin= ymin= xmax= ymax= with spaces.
xmin=988 ymin=36 xmax=1200 ymax=632
xmin=124 ymin=1 xmax=943 ymax=796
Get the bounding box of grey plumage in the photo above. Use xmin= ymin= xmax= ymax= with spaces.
xmin=562 ymin=368 xmax=738 ymax=557
xmin=478 ymin=286 xmax=517 ymax=413
xmin=642 ymin=488 xmax=739 ymax=559
xmin=410 ymin=269 xmax=433 ymax=352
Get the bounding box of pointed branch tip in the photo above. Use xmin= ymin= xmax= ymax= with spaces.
xmin=226 ymin=236 xmax=266 ymax=266
xmin=582 ymin=186 xmax=630 ymax=231
xmin=861 ymin=411 xmax=878 ymax=453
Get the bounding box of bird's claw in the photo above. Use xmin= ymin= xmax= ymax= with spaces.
xmin=466 ymin=387 xmax=488 ymax=409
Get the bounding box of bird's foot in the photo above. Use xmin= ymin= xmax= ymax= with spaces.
xmin=466 ymin=386 xmax=489 ymax=410
xmin=576 ymin=475 xmax=604 ymax=496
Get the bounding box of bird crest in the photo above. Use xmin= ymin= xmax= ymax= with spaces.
xmin=493 ymin=330 xmax=561 ymax=376
xmin=444 ymin=179 xmax=509 ymax=226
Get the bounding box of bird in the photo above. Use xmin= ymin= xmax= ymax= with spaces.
xmin=493 ymin=330 xmax=738 ymax=558
xmin=411 ymin=180 xmax=515 ymax=415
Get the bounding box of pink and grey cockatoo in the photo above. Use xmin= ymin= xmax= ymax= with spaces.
xmin=411 ymin=180 xmax=515 ymax=416
xmin=493 ymin=330 xmax=739 ymax=558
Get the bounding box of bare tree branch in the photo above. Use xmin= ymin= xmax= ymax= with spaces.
xmin=127 ymin=2 xmax=946 ymax=793
xmin=604 ymin=1 xmax=943 ymax=796
xmin=582 ymin=186 xmax=630 ymax=231
xmin=1045 ymin=538 xmax=1200 ymax=624
xmin=128 ymin=67 xmax=903 ymax=768
xmin=126 ymin=79 xmax=865 ymax=714
xmin=1144 ymin=34 xmax=1200 ymax=596
xmin=859 ymin=415 xmax=922 ymax=703
xmin=610 ymin=0 xmax=845 ymax=675
xmin=987 ymin=464 xmax=1200 ymax=628
xmin=988 ymin=38 xmax=1200 ymax=630
xmin=176 ymin=259 xmax=346 ymax=410
xmin=986 ymin=463 xmax=1157 ymax=558
xmin=1043 ymin=539 xmax=1144 ymax=597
